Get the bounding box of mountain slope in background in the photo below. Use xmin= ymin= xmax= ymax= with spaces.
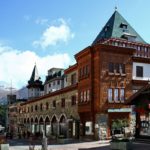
xmin=0 ymin=87 xmax=28 ymax=105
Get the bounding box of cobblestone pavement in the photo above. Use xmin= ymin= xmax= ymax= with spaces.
xmin=9 ymin=140 xmax=150 ymax=150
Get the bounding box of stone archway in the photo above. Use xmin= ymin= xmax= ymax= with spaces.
xmin=45 ymin=116 xmax=51 ymax=136
xmin=24 ymin=118 xmax=26 ymax=124
xmin=30 ymin=118 xmax=34 ymax=134
xmin=51 ymin=115 xmax=58 ymax=136
xmin=26 ymin=118 xmax=30 ymax=132
xmin=34 ymin=117 xmax=39 ymax=134
xmin=59 ymin=115 xmax=67 ymax=137
xmin=27 ymin=118 xmax=30 ymax=124
xmin=39 ymin=116 xmax=44 ymax=134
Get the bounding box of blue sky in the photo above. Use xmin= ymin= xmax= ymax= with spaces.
xmin=0 ymin=0 xmax=150 ymax=89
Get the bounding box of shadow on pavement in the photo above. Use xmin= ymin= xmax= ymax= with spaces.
xmin=133 ymin=142 xmax=150 ymax=150
xmin=79 ymin=143 xmax=150 ymax=150
xmin=79 ymin=145 xmax=110 ymax=150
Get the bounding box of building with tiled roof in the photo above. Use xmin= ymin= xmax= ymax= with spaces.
xmin=11 ymin=10 xmax=150 ymax=141
xmin=92 ymin=10 xmax=146 ymax=45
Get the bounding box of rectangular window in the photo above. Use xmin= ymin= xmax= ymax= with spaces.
xmin=83 ymin=66 xmax=86 ymax=76
xmin=108 ymin=88 xmax=113 ymax=102
xmin=31 ymin=106 xmax=33 ymax=112
xmin=61 ymin=98 xmax=65 ymax=107
xmin=28 ymin=107 xmax=30 ymax=113
xmin=49 ymin=83 xmax=51 ymax=87
xmin=85 ymin=65 xmax=89 ymax=75
xmin=80 ymin=92 xmax=83 ymax=102
xmin=120 ymin=64 xmax=125 ymax=74
xmin=35 ymin=105 xmax=38 ymax=111
xmin=53 ymin=81 xmax=55 ymax=86
xmin=114 ymin=88 xmax=119 ymax=102
xmin=136 ymin=66 xmax=143 ymax=77
xmin=79 ymin=68 xmax=82 ymax=78
xmin=109 ymin=62 xmax=114 ymax=73
xmin=120 ymin=88 xmax=125 ymax=101
xmin=87 ymin=90 xmax=90 ymax=101
xmin=115 ymin=63 xmax=119 ymax=73
xmin=57 ymin=80 xmax=60 ymax=85
xmin=71 ymin=73 xmax=76 ymax=85
xmin=40 ymin=103 xmax=43 ymax=111
xmin=52 ymin=100 xmax=56 ymax=108
xmin=71 ymin=96 xmax=76 ymax=106
xmin=120 ymin=23 xmax=127 ymax=29
xmin=46 ymin=102 xmax=49 ymax=110
xmin=84 ymin=91 xmax=86 ymax=101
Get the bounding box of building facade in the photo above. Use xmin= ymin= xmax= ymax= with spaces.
xmin=10 ymin=10 xmax=150 ymax=140
xmin=44 ymin=68 xmax=65 ymax=94
xmin=18 ymin=65 xmax=79 ymax=139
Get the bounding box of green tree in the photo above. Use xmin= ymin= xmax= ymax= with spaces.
xmin=0 ymin=105 xmax=7 ymax=127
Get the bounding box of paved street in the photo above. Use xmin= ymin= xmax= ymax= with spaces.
xmin=8 ymin=140 xmax=150 ymax=150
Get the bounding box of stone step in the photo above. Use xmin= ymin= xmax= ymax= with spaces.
xmin=135 ymin=138 xmax=150 ymax=144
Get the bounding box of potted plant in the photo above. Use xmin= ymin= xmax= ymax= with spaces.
xmin=110 ymin=119 xmax=133 ymax=150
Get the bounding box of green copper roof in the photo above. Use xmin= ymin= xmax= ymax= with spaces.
xmin=92 ymin=10 xmax=146 ymax=45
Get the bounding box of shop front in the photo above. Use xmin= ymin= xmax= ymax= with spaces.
xmin=127 ymin=85 xmax=150 ymax=138
xmin=134 ymin=102 xmax=150 ymax=137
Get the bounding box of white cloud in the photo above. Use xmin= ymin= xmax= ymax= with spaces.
xmin=35 ymin=18 xmax=49 ymax=25
xmin=0 ymin=45 xmax=71 ymax=89
xmin=24 ymin=15 xmax=31 ymax=21
xmin=0 ymin=44 xmax=14 ymax=53
xmin=33 ymin=18 xmax=74 ymax=49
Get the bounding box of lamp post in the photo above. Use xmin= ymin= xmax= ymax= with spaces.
xmin=41 ymin=129 xmax=48 ymax=150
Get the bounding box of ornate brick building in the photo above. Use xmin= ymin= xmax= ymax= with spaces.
xmin=13 ymin=10 xmax=150 ymax=140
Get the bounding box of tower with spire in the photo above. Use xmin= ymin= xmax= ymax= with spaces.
xmin=27 ymin=64 xmax=44 ymax=99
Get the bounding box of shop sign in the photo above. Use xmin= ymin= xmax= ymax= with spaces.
xmin=108 ymin=108 xmax=132 ymax=112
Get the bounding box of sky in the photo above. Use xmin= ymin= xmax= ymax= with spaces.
xmin=0 ymin=0 xmax=150 ymax=89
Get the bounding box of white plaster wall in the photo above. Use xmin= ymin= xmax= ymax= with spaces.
xmin=49 ymin=80 xmax=62 ymax=92
xmin=44 ymin=79 xmax=64 ymax=94
xmin=28 ymin=88 xmax=40 ymax=98
xmin=133 ymin=62 xmax=150 ymax=80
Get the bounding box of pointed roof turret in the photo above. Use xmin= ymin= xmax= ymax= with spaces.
xmin=92 ymin=10 xmax=146 ymax=45
xmin=27 ymin=64 xmax=44 ymax=99
xmin=29 ymin=64 xmax=40 ymax=83
xmin=27 ymin=64 xmax=43 ymax=88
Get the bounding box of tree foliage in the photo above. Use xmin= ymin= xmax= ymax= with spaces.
xmin=0 ymin=105 xmax=7 ymax=126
